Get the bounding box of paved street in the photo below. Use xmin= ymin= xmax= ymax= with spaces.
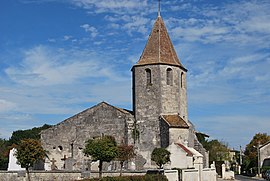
xmin=218 ymin=175 xmax=265 ymax=181
xmin=235 ymin=175 xmax=265 ymax=181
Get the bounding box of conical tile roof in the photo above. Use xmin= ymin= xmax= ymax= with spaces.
xmin=135 ymin=16 xmax=186 ymax=70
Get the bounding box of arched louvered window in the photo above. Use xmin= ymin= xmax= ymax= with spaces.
xmin=166 ymin=68 xmax=173 ymax=85
xmin=146 ymin=69 xmax=152 ymax=85
xmin=181 ymin=72 xmax=184 ymax=88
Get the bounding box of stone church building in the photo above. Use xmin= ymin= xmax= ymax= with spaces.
xmin=41 ymin=13 xmax=208 ymax=171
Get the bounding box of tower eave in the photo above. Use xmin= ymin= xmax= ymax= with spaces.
xmin=131 ymin=63 xmax=187 ymax=72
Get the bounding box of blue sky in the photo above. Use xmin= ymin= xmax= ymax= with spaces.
xmin=0 ymin=0 xmax=269 ymax=149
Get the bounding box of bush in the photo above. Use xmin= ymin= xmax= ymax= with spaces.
xmin=80 ymin=175 xmax=168 ymax=181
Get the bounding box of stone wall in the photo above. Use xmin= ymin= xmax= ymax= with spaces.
xmin=159 ymin=65 xmax=187 ymax=120
xmin=182 ymin=169 xmax=199 ymax=181
xmin=169 ymin=128 xmax=190 ymax=146
xmin=132 ymin=65 xmax=162 ymax=151
xmin=160 ymin=118 xmax=170 ymax=148
xmin=0 ymin=170 xmax=179 ymax=181
xmin=194 ymin=138 xmax=209 ymax=168
xmin=181 ymin=168 xmax=217 ymax=181
xmin=202 ymin=168 xmax=217 ymax=181
xmin=40 ymin=102 xmax=135 ymax=171
xmin=0 ymin=171 xmax=81 ymax=181
xmin=132 ymin=63 xmax=190 ymax=168
xmin=132 ymin=64 xmax=188 ymax=148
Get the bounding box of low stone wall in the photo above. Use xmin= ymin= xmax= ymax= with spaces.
xmin=164 ymin=170 xmax=178 ymax=181
xmin=202 ymin=168 xmax=217 ymax=181
xmin=181 ymin=168 xmax=217 ymax=181
xmin=0 ymin=169 xmax=185 ymax=181
xmin=0 ymin=171 xmax=82 ymax=181
xmin=0 ymin=170 xmax=147 ymax=181
xmin=182 ymin=169 xmax=199 ymax=181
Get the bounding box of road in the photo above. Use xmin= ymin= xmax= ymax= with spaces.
xmin=235 ymin=175 xmax=265 ymax=181
xmin=218 ymin=175 xmax=265 ymax=181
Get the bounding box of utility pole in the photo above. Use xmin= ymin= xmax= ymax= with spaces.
xmin=254 ymin=143 xmax=261 ymax=177
xmin=240 ymin=145 xmax=242 ymax=165
xmin=257 ymin=144 xmax=261 ymax=177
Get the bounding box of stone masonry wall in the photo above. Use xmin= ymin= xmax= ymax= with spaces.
xmin=41 ymin=102 xmax=135 ymax=171
xmin=0 ymin=171 xmax=146 ymax=181
xmin=160 ymin=118 xmax=170 ymax=148
xmin=132 ymin=64 xmax=189 ymax=168
xmin=159 ymin=65 xmax=188 ymax=121
xmin=133 ymin=65 xmax=162 ymax=151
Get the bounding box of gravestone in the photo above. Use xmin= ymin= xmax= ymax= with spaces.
xmin=61 ymin=155 xmax=67 ymax=169
xmin=50 ymin=158 xmax=57 ymax=170
xmin=135 ymin=154 xmax=146 ymax=170
xmin=65 ymin=157 xmax=76 ymax=170
xmin=83 ymin=159 xmax=91 ymax=171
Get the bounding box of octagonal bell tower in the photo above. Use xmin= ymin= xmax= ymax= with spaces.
xmin=132 ymin=14 xmax=189 ymax=166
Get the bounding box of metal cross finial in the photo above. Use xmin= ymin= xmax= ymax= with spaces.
xmin=158 ymin=0 xmax=161 ymax=17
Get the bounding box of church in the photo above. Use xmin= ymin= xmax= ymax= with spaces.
xmin=41 ymin=11 xmax=208 ymax=171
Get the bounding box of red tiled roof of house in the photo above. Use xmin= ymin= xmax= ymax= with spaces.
xmin=175 ymin=143 xmax=193 ymax=157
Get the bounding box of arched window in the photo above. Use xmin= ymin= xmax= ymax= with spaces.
xmin=146 ymin=69 xmax=152 ymax=85
xmin=166 ymin=68 xmax=173 ymax=85
xmin=181 ymin=72 xmax=184 ymax=88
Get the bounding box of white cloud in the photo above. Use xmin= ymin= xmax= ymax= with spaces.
xmin=2 ymin=45 xmax=131 ymax=116
xmin=80 ymin=24 xmax=98 ymax=37
xmin=72 ymin=0 xmax=148 ymax=14
xmin=5 ymin=46 xmax=121 ymax=86
xmin=123 ymin=16 xmax=150 ymax=35
xmin=0 ymin=99 xmax=16 ymax=113
xmin=63 ymin=35 xmax=73 ymax=41
xmin=168 ymin=0 xmax=270 ymax=46
xmin=0 ymin=112 xmax=45 ymax=139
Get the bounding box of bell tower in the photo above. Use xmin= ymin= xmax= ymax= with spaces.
xmin=132 ymin=13 xmax=188 ymax=164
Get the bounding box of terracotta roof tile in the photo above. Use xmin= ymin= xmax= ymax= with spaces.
xmin=161 ymin=114 xmax=189 ymax=128
xmin=135 ymin=16 xmax=186 ymax=70
xmin=175 ymin=143 xmax=193 ymax=157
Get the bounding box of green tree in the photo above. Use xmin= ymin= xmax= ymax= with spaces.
xmin=15 ymin=139 xmax=47 ymax=181
xmin=206 ymin=140 xmax=230 ymax=162
xmin=196 ymin=132 xmax=209 ymax=148
xmin=151 ymin=148 xmax=170 ymax=169
xmin=244 ymin=133 xmax=270 ymax=172
xmin=0 ymin=138 xmax=10 ymax=170
xmin=83 ymin=136 xmax=118 ymax=178
xmin=9 ymin=124 xmax=51 ymax=145
xmin=116 ymin=144 xmax=135 ymax=176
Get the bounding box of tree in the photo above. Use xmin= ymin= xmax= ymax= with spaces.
xmin=244 ymin=133 xmax=270 ymax=172
xmin=83 ymin=136 xmax=118 ymax=178
xmin=151 ymin=148 xmax=170 ymax=169
xmin=15 ymin=139 xmax=47 ymax=181
xmin=116 ymin=144 xmax=135 ymax=176
xmin=206 ymin=140 xmax=230 ymax=163
xmin=0 ymin=138 xmax=10 ymax=170
xmin=196 ymin=132 xmax=209 ymax=148
xmin=0 ymin=124 xmax=51 ymax=170
xmin=9 ymin=124 xmax=51 ymax=145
